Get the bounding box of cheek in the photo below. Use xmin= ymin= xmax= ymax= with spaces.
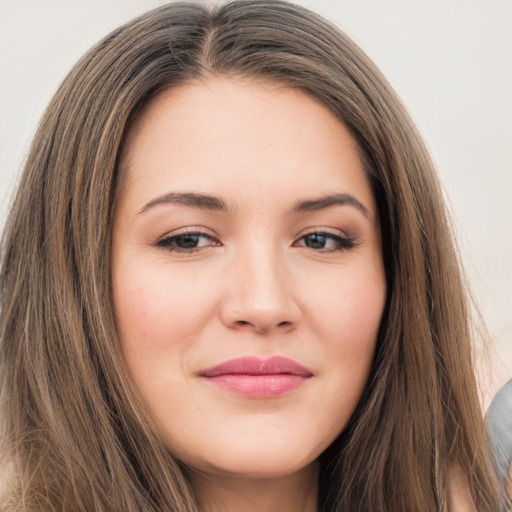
xmin=304 ymin=262 xmax=385 ymax=345
xmin=113 ymin=264 xmax=215 ymax=361
xmin=304 ymin=264 xmax=385 ymax=395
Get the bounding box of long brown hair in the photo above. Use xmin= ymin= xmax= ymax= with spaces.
xmin=0 ymin=1 xmax=502 ymax=510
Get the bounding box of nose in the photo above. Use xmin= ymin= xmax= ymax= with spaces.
xmin=220 ymin=248 xmax=301 ymax=335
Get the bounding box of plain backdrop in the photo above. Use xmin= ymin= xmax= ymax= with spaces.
xmin=0 ymin=0 xmax=511 ymax=405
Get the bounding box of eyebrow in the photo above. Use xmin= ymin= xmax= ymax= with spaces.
xmin=139 ymin=192 xmax=229 ymax=214
xmin=138 ymin=191 xmax=370 ymax=218
xmin=292 ymin=193 xmax=370 ymax=217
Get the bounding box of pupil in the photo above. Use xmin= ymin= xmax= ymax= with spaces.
xmin=305 ymin=234 xmax=326 ymax=249
xmin=177 ymin=234 xmax=199 ymax=248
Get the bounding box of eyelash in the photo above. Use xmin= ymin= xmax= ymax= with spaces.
xmin=155 ymin=228 xmax=219 ymax=254
xmin=154 ymin=229 xmax=357 ymax=254
xmin=294 ymin=231 xmax=357 ymax=252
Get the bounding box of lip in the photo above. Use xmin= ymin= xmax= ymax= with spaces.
xmin=200 ymin=356 xmax=313 ymax=398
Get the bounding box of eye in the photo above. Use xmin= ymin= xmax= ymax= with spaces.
xmin=155 ymin=230 xmax=220 ymax=253
xmin=295 ymin=231 xmax=357 ymax=252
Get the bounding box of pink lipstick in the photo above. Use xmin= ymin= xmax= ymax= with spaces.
xmin=200 ymin=356 xmax=312 ymax=397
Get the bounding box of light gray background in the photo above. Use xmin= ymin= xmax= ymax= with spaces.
xmin=1 ymin=0 xmax=511 ymax=405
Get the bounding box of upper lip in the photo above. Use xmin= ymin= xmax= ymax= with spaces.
xmin=200 ymin=356 xmax=313 ymax=377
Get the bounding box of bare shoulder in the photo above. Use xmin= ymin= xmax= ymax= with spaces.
xmin=448 ymin=465 xmax=477 ymax=512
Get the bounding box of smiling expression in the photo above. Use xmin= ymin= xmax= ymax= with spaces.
xmin=111 ymin=77 xmax=386 ymax=479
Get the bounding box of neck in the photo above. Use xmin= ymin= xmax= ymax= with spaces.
xmin=187 ymin=461 xmax=319 ymax=512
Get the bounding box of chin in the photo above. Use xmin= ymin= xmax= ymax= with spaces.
xmin=173 ymin=435 xmax=320 ymax=480
xmin=192 ymin=455 xmax=315 ymax=480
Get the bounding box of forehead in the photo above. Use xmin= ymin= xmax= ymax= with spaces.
xmin=118 ymin=76 xmax=376 ymax=218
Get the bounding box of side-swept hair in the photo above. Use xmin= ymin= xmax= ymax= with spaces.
xmin=0 ymin=1 xmax=502 ymax=510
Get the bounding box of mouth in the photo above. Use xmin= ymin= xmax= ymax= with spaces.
xmin=199 ymin=356 xmax=313 ymax=398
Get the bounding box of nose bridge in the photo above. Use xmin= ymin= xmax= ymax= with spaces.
xmin=221 ymin=236 xmax=299 ymax=333
xmin=242 ymin=241 xmax=288 ymax=304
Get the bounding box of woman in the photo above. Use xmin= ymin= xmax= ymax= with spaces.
xmin=0 ymin=1 xmax=505 ymax=510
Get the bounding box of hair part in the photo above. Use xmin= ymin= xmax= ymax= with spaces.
xmin=0 ymin=1 xmax=502 ymax=510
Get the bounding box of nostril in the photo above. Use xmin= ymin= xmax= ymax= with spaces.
xmin=232 ymin=320 xmax=294 ymax=331
xmin=232 ymin=320 xmax=292 ymax=333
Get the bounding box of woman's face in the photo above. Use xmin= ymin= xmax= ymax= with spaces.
xmin=112 ymin=77 xmax=386 ymax=479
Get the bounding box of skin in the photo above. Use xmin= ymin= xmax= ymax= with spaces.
xmin=111 ymin=76 xmax=387 ymax=511
xmin=448 ymin=466 xmax=478 ymax=512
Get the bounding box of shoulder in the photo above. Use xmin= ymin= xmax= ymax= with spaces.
xmin=448 ymin=465 xmax=477 ymax=512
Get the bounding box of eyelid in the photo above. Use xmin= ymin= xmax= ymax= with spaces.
xmin=152 ymin=226 xmax=358 ymax=255
xmin=293 ymin=227 xmax=358 ymax=252
xmin=153 ymin=226 xmax=221 ymax=254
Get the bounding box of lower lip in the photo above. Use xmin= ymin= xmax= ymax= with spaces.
xmin=203 ymin=374 xmax=309 ymax=397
